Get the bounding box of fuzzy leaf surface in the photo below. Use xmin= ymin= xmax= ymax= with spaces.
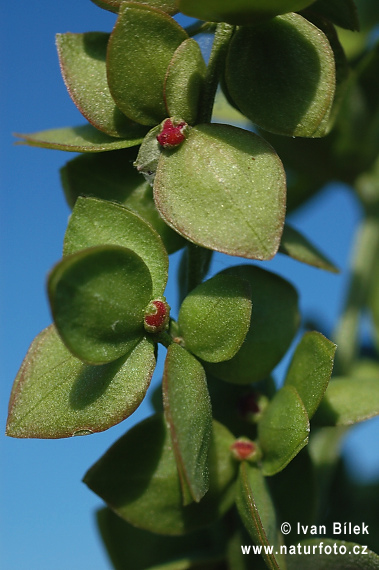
xmin=6 ymin=326 xmax=155 ymax=438
xmin=286 ymin=539 xmax=379 ymax=568
xmin=107 ymin=2 xmax=188 ymax=125
xmin=163 ymin=344 xmax=212 ymax=503
xmin=48 ymin=245 xmax=153 ymax=364
xmin=279 ymin=225 xmax=339 ymax=272
xmin=284 ymin=331 xmax=336 ymax=419
xmin=178 ymin=273 xmax=252 ymax=363
xmin=84 ymin=414 xmax=238 ymax=535
xmin=63 ymin=197 xmax=168 ymax=297
xmin=225 ymin=13 xmax=336 ymax=137
xmin=154 ymin=124 xmax=286 ymax=260
xmin=258 ymin=386 xmax=310 ymax=476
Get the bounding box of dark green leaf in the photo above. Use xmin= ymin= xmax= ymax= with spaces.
xmin=177 ymin=0 xmax=317 ymax=24
xmin=6 ymin=326 xmax=155 ymax=438
xmin=286 ymin=539 xmax=379 ymax=569
xmin=258 ymin=386 xmax=310 ymax=476
xmin=279 ymin=225 xmax=339 ymax=272
xmin=163 ymin=344 xmax=212 ymax=503
xmin=63 ymin=197 xmax=168 ymax=297
xmin=225 ymin=13 xmax=336 ymax=137
xmin=107 ymin=2 xmax=188 ymax=125
xmin=84 ymin=414 xmax=238 ymax=535
xmin=313 ymin=377 xmax=379 ymax=426
xmin=56 ymin=33 xmax=146 ymax=138
xmin=90 ymin=0 xmax=178 ymax=15
xmin=154 ymin=124 xmax=286 ymax=260
xmin=15 ymin=124 xmax=146 ymax=152
xmin=48 ymin=245 xmax=153 ymax=364
xmin=309 ymin=0 xmax=359 ymax=31
xmin=236 ymin=463 xmax=284 ymax=570
xmin=164 ymin=38 xmax=206 ymax=125
xmin=207 ymin=266 xmax=300 ymax=384
xmin=178 ymin=273 xmax=252 ymax=363
xmin=284 ymin=331 xmax=336 ymax=419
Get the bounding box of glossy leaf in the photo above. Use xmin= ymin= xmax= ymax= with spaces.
xmin=163 ymin=344 xmax=212 ymax=503
xmin=60 ymin=150 xmax=185 ymax=254
xmin=84 ymin=414 xmax=238 ymax=535
xmin=6 ymin=326 xmax=155 ymax=438
xmin=309 ymin=0 xmax=359 ymax=31
xmin=48 ymin=245 xmax=153 ymax=364
xmin=56 ymin=33 xmax=146 ymax=138
xmin=207 ymin=266 xmax=300 ymax=384
xmin=258 ymin=386 xmax=310 ymax=476
xmin=286 ymin=539 xmax=379 ymax=569
xmin=178 ymin=273 xmax=252 ymax=363
xmin=313 ymin=377 xmax=379 ymax=426
xmin=284 ymin=331 xmax=336 ymax=419
xmin=154 ymin=124 xmax=286 ymax=260
xmin=90 ymin=0 xmax=178 ymax=15
xmin=15 ymin=124 xmax=146 ymax=152
xmin=164 ymin=38 xmax=206 ymax=125
xmin=63 ymin=197 xmax=168 ymax=297
xmin=225 ymin=13 xmax=336 ymax=137
xmin=107 ymin=2 xmax=188 ymax=125
xmin=279 ymin=225 xmax=339 ymax=273
xmin=177 ymin=0 xmax=316 ymax=24
xmin=236 ymin=463 xmax=284 ymax=570
xmin=97 ymin=507 xmax=225 ymax=570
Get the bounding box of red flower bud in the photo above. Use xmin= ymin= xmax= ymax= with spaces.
xmin=156 ymin=118 xmax=188 ymax=149
xmin=144 ymin=298 xmax=170 ymax=334
xmin=230 ymin=438 xmax=261 ymax=462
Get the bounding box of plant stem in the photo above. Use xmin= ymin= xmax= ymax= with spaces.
xmin=186 ymin=243 xmax=213 ymax=294
xmin=185 ymin=20 xmax=216 ymax=37
xmin=197 ymin=22 xmax=235 ymax=124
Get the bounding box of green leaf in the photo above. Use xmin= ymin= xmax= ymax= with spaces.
xmin=90 ymin=0 xmax=178 ymax=15
xmin=285 ymin=539 xmax=379 ymax=569
xmin=163 ymin=344 xmax=212 ymax=504
xmin=313 ymin=377 xmax=379 ymax=426
xmin=177 ymin=0 xmax=317 ymax=24
xmin=107 ymin=2 xmax=188 ymax=125
xmin=60 ymin=150 xmax=185 ymax=254
xmin=15 ymin=124 xmax=146 ymax=152
xmin=236 ymin=463 xmax=284 ymax=570
xmin=178 ymin=273 xmax=252 ymax=363
xmin=154 ymin=124 xmax=286 ymax=260
xmin=84 ymin=414 xmax=238 ymax=535
xmin=279 ymin=225 xmax=339 ymax=273
xmin=164 ymin=38 xmax=206 ymax=125
xmin=6 ymin=325 xmax=155 ymax=438
xmin=207 ymin=266 xmax=300 ymax=384
xmin=284 ymin=331 xmax=336 ymax=419
xmin=309 ymin=0 xmax=359 ymax=31
xmin=96 ymin=507 xmax=225 ymax=570
xmin=225 ymin=13 xmax=336 ymax=137
xmin=134 ymin=124 xmax=163 ymax=186
xmin=48 ymin=245 xmax=153 ymax=364
xmin=258 ymin=385 xmax=310 ymax=476
xmin=56 ymin=33 xmax=146 ymax=138
xmin=63 ymin=197 xmax=168 ymax=298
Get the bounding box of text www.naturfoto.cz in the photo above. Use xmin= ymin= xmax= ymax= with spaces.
xmin=241 ymin=543 xmax=369 ymax=556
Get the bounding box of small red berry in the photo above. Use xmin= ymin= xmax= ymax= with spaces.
xmin=156 ymin=118 xmax=188 ymax=149
xmin=144 ymin=298 xmax=170 ymax=334
xmin=230 ymin=438 xmax=261 ymax=462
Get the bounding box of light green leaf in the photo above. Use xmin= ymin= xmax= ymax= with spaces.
xmin=6 ymin=326 xmax=155 ymax=438
xmin=163 ymin=344 xmax=212 ymax=503
xmin=207 ymin=266 xmax=300 ymax=384
xmin=154 ymin=124 xmax=286 ymax=260
xmin=90 ymin=0 xmax=178 ymax=15
xmin=107 ymin=2 xmax=188 ymax=125
xmin=286 ymin=539 xmax=379 ymax=569
xmin=135 ymin=124 xmax=163 ymax=186
xmin=177 ymin=0 xmax=316 ymax=24
xmin=225 ymin=13 xmax=336 ymax=137
xmin=313 ymin=377 xmax=379 ymax=426
xmin=63 ymin=197 xmax=168 ymax=297
xmin=178 ymin=273 xmax=252 ymax=363
xmin=284 ymin=331 xmax=336 ymax=419
xmin=258 ymin=386 xmax=310 ymax=476
xmin=164 ymin=38 xmax=206 ymax=125
xmin=48 ymin=245 xmax=153 ymax=364
xmin=84 ymin=415 xmax=238 ymax=535
xmin=15 ymin=124 xmax=146 ymax=152
xmin=236 ymin=463 xmax=285 ymax=570
xmin=279 ymin=225 xmax=339 ymax=273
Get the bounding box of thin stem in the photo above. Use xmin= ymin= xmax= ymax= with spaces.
xmin=152 ymin=331 xmax=174 ymax=348
xmin=186 ymin=243 xmax=213 ymax=294
xmin=185 ymin=20 xmax=216 ymax=37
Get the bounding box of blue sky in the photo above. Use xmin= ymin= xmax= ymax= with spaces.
xmin=1 ymin=2 xmax=379 ymax=569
